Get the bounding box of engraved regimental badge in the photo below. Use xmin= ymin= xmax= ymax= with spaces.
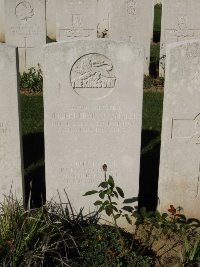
xmin=70 ymin=53 xmax=117 ymax=100
xmin=15 ymin=1 xmax=34 ymax=21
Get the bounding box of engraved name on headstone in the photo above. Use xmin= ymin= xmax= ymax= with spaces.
xmin=159 ymin=40 xmax=200 ymax=219
xmin=56 ymin=0 xmax=97 ymax=41
xmin=4 ymin=0 xmax=46 ymax=73
xmin=0 ymin=44 xmax=24 ymax=201
xmin=160 ymin=0 xmax=200 ymax=76
xmin=43 ymin=40 xmax=144 ymax=231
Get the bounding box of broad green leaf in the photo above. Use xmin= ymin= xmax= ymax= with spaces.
xmin=99 ymin=191 xmax=106 ymax=199
xmin=94 ymin=200 xmax=102 ymax=206
xmin=105 ymin=188 xmax=113 ymax=195
xmin=108 ymin=176 xmax=115 ymax=187
xmin=116 ymin=187 xmax=124 ymax=198
xmin=125 ymin=214 xmax=132 ymax=225
xmin=83 ymin=190 xmax=98 ymax=196
xmin=99 ymin=206 xmax=105 ymax=213
xmin=105 ymin=206 xmax=113 ymax=216
xmin=111 ymin=205 xmax=118 ymax=212
xmin=98 ymin=181 xmax=108 ymax=189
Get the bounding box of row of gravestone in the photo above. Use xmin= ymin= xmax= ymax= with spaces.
xmin=1 ymin=38 xmax=200 ymax=231
xmin=3 ymin=1 xmax=199 ymax=78
xmin=0 ymin=0 xmax=154 ymax=75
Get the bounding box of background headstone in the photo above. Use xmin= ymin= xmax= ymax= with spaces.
xmin=159 ymin=40 xmax=200 ymax=219
xmin=97 ymin=0 xmax=112 ymax=38
xmin=109 ymin=0 xmax=154 ymax=75
xmin=160 ymin=0 xmax=200 ymax=76
xmin=56 ymin=0 xmax=97 ymax=41
xmin=46 ymin=0 xmax=56 ymax=40
xmin=44 ymin=40 xmax=144 ymax=231
xmin=4 ymin=0 xmax=46 ymax=73
xmin=0 ymin=0 xmax=5 ymax=42
xmin=0 ymin=43 xmax=24 ymax=202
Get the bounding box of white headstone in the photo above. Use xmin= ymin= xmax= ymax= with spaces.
xmin=56 ymin=0 xmax=97 ymax=41
xmin=46 ymin=0 xmax=56 ymax=40
xmin=160 ymin=0 xmax=200 ymax=76
xmin=0 ymin=44 xmax=23 ymax=201
xmin=109 ymin=0 xmax=154 ymax=75
xmin=97 ymin=0 xmax=112 ymax=38
xmin=154 ymin=0 xmax=162 ymax=4
xmin=4 ymin=0 xmax=46 ymax=73
xmin=159 ymin=40 xmax=200 ymax=219
xmin=0 ymin=0 xmax=5 ymax=42
xmin=44 ymin=40 xmax=144 ymax=231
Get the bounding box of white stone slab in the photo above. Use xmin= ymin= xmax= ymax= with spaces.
xmin=109 ymin=0 xmax=154 ymax=75
xmin=56 ymin=0 xmax=97 ymax=41
xmin=46 ymin=0 xmax=56 ymax=40
xmin=160 ymin=0 xmax=200 ymax=76
xmin=44 ymin=40 xmax=144 ymax=231
xmin=0 ymin=44 xmax=23 ymax=201
xmin=4 ymin=0 xmax=46 ymax=73
xmin=0 ymin=0 xmax=5 ymax=42
xmin=159 ymin=40 xmax=200 ymax=219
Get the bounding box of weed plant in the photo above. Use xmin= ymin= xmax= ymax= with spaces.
xmin=19 ymin=66 xmax=43 ymax=94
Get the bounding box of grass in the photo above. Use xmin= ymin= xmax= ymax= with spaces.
xmin=154 ymin=4 xmax=162 ymax=33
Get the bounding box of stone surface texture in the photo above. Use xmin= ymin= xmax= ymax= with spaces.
xmin=0 ymin=44 xmax=23 ymax=202
xmin=109 ymin=0 xmax=154 ymax=75
xmin=0 ymin=0 xmax=5 ymax=42
xmin=43 ymin=40 xmax=144 ymax=231
xmin=46 ymin=0 xmax=56 ymax=40
xmin=160 ymin=0 xmax=200 ymax=76
xmin=56 ymin=0 xmax=97 ymax=41
xmin=159 ymin=40 xmax=200 ymax=219
xmin=4 ymin=0 xmax=46 ymax=73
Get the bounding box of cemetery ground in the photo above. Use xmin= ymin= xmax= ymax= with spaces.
xmin=1 ymin=4 xmax=200 ymax=267
xmin=0 ymin=84 xmax=199 ymax=266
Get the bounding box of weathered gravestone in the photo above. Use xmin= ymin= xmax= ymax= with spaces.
xmin=4 ymin=0 xmax=46 ymax=73
xmin=160 ymin=0 xmax=200 ymax=77
xmin=0 ymin=44 xmax=24 ymax=202
xmin=110 ymin=0 xmax=154 ymax=74
xmin=56 ymin=0 xmax=97 ymax=41
xmin=108 ymin=0 xmax=154 ymax=75
xmin=46 ymin=0 xmax=56 ymax=40
xmin=159 ymin=40 xmax=200 ymax=219
xmin=43 ymin=40 xmax=144 ymax=231
xmin=97 ymin=0 xmax=112 ymax=38
xmin=0 ymin=0 xmax=5 ymax=42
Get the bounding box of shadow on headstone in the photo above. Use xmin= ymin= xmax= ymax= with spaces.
xmin=138 ymin=129 xmax=161 ymax=212
xmin=22 ymin=132 xmax=46 ymax=208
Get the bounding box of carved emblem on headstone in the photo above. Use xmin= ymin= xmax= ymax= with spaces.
xmin=127 ymin=0 xmax=137 ymax=15
xmin=72 ymin=14 xmax=82 ymax=28
xmin=15 ymin=1 xmax=34 ymax=21
xmin=70 ymin=53 xmax=116 ymax=100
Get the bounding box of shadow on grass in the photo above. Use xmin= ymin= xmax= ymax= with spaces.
xmin=23 ymin=133 xmax=46 ymax=208
xmin=138 ymin=129 xmax=161 ymax=212
xmin=23 ymin=132 xmax=44 ymax=168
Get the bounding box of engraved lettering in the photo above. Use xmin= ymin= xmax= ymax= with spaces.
xmin=70 ymin=53 xmax=117 ymax=100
